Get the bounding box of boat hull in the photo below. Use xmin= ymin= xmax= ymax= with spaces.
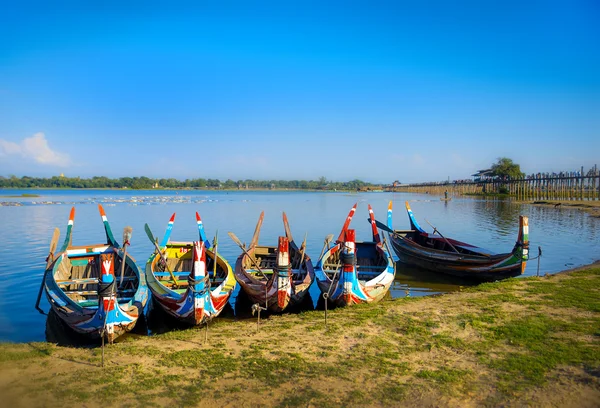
xmin=314 ymin=242 xmax=395 ymax=307
xmin=234 ymin=245 xmax=314 ymax=313
xmin=386 ymin=201 xmax=529 ymax=281
xmin=389 ymin=236 xmax=524 ymax=281
xmin=44 ymin=249 xmax=148 ymax=343
xmin=146 ymin=243 xmax=236 ymax=326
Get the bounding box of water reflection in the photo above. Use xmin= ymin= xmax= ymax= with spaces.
xmin=393 ymin=263 xmax=479 ymax=295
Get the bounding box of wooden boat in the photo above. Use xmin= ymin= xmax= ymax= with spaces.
xmin=314 ymin=203 xmax=395 ymax=306
xmin=144 ymin=213 xmax=236 ymax=325
xmin=231 ymin=212 xmax=314 ymax=313
xmin=41 ymin=205 xmax=148 ymax=343
xmin=385 ymin=201 xmax=529 ymax=281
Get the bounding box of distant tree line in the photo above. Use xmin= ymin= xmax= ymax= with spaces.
xmin=0 ymin=175 xmax=377 ymax=191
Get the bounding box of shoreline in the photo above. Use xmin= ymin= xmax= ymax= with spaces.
xmin=518 ymin=199 xmax=600 ymax=218
xmin=1 ymin=262 xmax=599 ymax=407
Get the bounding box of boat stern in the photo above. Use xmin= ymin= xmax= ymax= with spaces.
xmin=517 ymin=215 xmax=529 ymax=274
xmin=335 ymin=229 xmax=369 ymax=306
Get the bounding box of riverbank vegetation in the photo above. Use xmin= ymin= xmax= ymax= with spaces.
xmin=0 ymin=175 xmax=379 ymax=191
xmin=1 ymin=265 xmax=598 ymax=407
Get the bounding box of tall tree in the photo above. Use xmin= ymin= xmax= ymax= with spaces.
xmin=491 ymin=157 xmax=524 ymax=179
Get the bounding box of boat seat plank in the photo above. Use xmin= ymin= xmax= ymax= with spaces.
xmin=57 ymin=278 xmax=99 ymax=285
xmin=247 ymin=269 xmax=274 ymax=274
xmin=64 ymin=289 xmax=136 ymax=295
xmin=154 ymin=271 xmax=192 ymax=277
xmin=58 ymin=276 xmax=137 ymax=285
xmin=77 ymin=297 xmax=133 ymax=307
xmin=161 ymin=278 xmax=225 ymax=288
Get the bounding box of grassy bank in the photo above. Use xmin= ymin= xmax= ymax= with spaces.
xmin=1 ymin=266 xmax=599 ymax=407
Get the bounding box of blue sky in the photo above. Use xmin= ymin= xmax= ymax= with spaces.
xmin=1 ymin=1 xmax=598 ymax=183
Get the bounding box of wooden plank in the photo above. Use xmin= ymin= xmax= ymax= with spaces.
xmin=64 ymin=289 xmax=136 ymax=295
xmin=153 ymin=271 xmax=192 ymax=277
xmin=57 ymin=278 xmax=99 ymax=285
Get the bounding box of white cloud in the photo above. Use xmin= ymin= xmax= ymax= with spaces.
xmin=0 ymin=133 xmax=70 ymax=166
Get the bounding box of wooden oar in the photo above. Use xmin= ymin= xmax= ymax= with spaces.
xmin=144 ymin=223 xmax=179 ymax=287
xmin=317 ymin=234 xmax=334 ymax=262
xmin=424 ymin=219 xmax=460 ymax=254
xmin=119 ymin=226 xmax=133 ymax=288
xmin=46 ymin=228 xmax=60 ymax=269
xmin=35 ymin=228 xmax=60 ymax=314
xmin=373 ymin=219 xmax=394 ymax=234
xmin=250 ymin=211 xmax=264 ymax=249
xmin=282 ymin=212 xmax=293 ymax=242
xmin=228 ymin=231 xmax=269 ymax=281
xmin=298 ymin=232 xmax=307 ymax=269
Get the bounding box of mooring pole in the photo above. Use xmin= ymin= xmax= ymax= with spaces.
xmin=323 ymin=293 xmax=329 ymax=331
xmin=536 ymin=246 xmax=542 ymax=277
xmin=251 ymin=303 xmax=267 ymax=333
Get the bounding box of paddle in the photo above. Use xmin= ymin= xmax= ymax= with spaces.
xmin=227 ymin=231 xmax=269 ymax=281
xmin=144 ymin=223 xmax=179 ymax=287
xmin=317 ymin=234 xmax=334 ymax=263
xmin=298 ymin=232 xmax=307 ymax=269
xmin=35 ymin=228 xmax=60 ymax=314
xmin=282 ymin=212 xmax=293 ymax=242
xmin=424 ymin=219 xmax=460 ymax=254
xmin=119 ymin=226 xmax=133 ymax=288
xmin=373 ymin=219 xmax=394 ymax=234
xmin=212 ymin=231 xmax=218 ymax=283
xmin=250 ymin=211 xmax=264 ymax=249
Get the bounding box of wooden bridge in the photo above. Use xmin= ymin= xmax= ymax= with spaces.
xmin=387 ymin=165 xmax=600 ymax=201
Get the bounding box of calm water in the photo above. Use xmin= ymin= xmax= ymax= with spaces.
xmin=1 ymin=189 xmax=599 ymax=343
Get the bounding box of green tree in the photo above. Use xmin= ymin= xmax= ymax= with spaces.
xmin=491 ymin=157 xmax=524 ymax=180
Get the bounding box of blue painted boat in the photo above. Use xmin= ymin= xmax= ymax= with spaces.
xmin=42 ymin=205 xmax=148 ymax=343
xmin=314 ymin=203 xmax=395 ymax=306
xmin=144 ymin=213 xmax=236 ymax=325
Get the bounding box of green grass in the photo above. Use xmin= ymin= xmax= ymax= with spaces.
xmin=160 ymin=349 xmax=238 ymax=377
xmin=276 ymin=387 xmax=327 ymax=408
xmin=416 ymin=367 xmax=472 ymax=384
xmin=0 ymin=342 xmax=53 ymax=362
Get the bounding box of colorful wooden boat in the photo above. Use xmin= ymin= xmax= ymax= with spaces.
xmin=231 ymin=212 xmax=314 ymax=312
xmin=314 ymin=203 xmax=395 ymax=306
xmin=385 ymin=201 xmax=529 ymax=281
xmin=42 ymin=205 xmax=148 ymax=343
xmin=144 ymin=213 xmax=236 ymax=325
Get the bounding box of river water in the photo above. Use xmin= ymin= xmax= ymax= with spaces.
xmin=1 ymin=189 xmax=598 ymax=342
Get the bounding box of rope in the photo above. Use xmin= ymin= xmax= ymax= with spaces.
xmin=276 ymin=264 xmax=291 ymax=277
xmin=340 ymin=252 xmax=355 ymax=266
xmin=98 ymin=280 xmax=116 ymax=297
xmin=187 ymin=275 xmax=211 ymax=294
xmin=528 ymin=246 xmax=543 ymax=261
